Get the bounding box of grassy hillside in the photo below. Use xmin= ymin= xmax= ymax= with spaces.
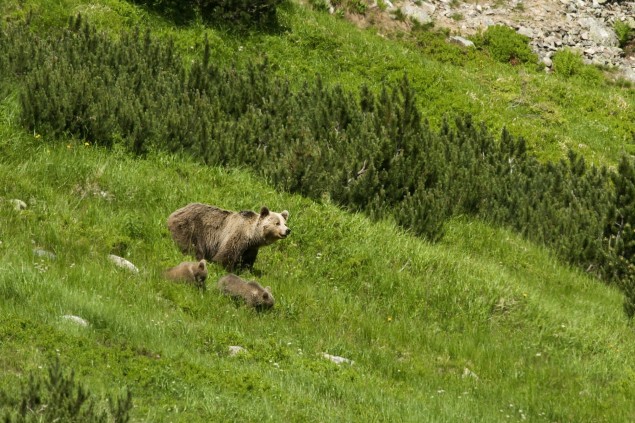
xmin=1 ymin=0 xmax=634 ymax=166
xmin=2 ymin=93 xmax=635 ymax=421
xmin=2 ymin=1 xmax=635 ymax=421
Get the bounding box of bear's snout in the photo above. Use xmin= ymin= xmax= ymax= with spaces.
xmin=284 ymin=228 xmax=291 ymax=237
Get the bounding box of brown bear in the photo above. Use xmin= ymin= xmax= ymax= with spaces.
xmin=167 ymin=203 xmax=290 ymax=271
xmin=163 ymin=259 xmax=208 ymax=290
xmin=217 ymin=274 xmax=275 ymax=310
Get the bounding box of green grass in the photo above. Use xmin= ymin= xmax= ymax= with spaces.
xmin=2 ymin=1 xmax=635 ymax=421
xmin=2 ymin=91 xmax=635 ymax=420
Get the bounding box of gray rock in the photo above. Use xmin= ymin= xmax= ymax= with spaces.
xmin=401 ymin=3 xmax=434 ymax=25
xmin=449 ymin=35 xmax=475 ymax=47
xmin=462 ymin=367 xmax=480 ymax=380
xmin=11 ymin=199 xmax=27 ymax=211
xmin=621 ymin=67 xmax=635 ymax=82
xmin=108 ymin=254 xmax=139 ymax=273
xmin=580 ymin=17 xmax=618 ymax=47
xmin=323 ymin=353 xmax=354 ymax=365
xmin=517 ymin=26 xmax=534 ymax=38
xmin=33 ymin=249 xmax=56 ymax=260
xmin=542 ymin=56 xmax=553 ymax=67
xmin=62 ymin=315 xmax=89 ymax=327
xmin=228 ymin=345 xmax=247 ymax=356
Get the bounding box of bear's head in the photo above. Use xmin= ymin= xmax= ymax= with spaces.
xmin=259 ymin=207 xmax=291 ymax=244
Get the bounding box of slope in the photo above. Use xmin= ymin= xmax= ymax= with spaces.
xmin=1 ymin=94 xmax=635 ymax=421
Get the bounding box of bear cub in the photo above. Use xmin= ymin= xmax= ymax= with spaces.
xmin=163 ymin=259 xmax=208 ymax=290
xmin=217 ymin=274 xmax=275 ymax=310
xmin=167 ymin=203 xmax=290 ymax=271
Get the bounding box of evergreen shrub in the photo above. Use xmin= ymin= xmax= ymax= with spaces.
xmin=129 ymin=0 xmax=286 ymax=30
xmin=614 ymin=20 xmax=633 ymax=48
xmin=552 ymin=49 xmax=604 ymax=84
xmin=474 ymin=25 xmax=537 ymax=65
xmin=1 ymin=358 xmax=132 ymax=423
xmin=552 ymin=48 xmax=585 ymax=77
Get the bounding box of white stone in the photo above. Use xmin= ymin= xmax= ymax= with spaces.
xmin=462 ymin=367 xmax=480 ymax=380
xmin=401 ymin=4 xmax=434 ymax=25
xmin=323 ymin=353 xmax=354 ymax=365
xmin=11 ymin=199 xmax=27 ymax=211
xmin=108 ymin=254 xmax=139 ymax=273
xmin=228 ymin=345 xmax=247 ymax=356
xmin=449 ymin=35 xmax=475 ymax=47
xmin=517 ymin=26 xmax=534 ymax=38
xmin=33 ymin=249 xmax=56 ymax=260
xmin=62 ymin=315 xmax=89 ymax=327
xmin=579 ymin=17 xmax=618 ymax=47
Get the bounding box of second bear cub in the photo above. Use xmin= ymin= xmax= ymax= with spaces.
xmin=217 ymin=274 xmax=275 ymax=310
xmin=164 ymin=259 xmax=208 ymax=289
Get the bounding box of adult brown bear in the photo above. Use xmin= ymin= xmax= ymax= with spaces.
xmin=167 ymin=203 xmax=290 ymax=271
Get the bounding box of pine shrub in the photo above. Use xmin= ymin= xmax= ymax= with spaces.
xmin=474 ymin=25 xmax=537 ymax=65
xmin=1 ymin=358 xmax=132 ymax=423
xmin=129 ymin=0 xmax=286 ymax=30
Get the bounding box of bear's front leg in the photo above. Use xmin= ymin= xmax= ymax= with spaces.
xmin=214 ymin=248 xmax=244 ymax=272
xmin=239 ymin=247 xmax=259 ymax=270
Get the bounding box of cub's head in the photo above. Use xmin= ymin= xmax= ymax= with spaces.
xmin=259 ymin=207 xmax=291 ymax=244
xmin=193 ymin=259 xmax=208 ymax=290
xmin=251 ymin=285 xmax=275 ymax=310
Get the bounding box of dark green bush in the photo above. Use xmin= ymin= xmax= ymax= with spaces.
xmin=1 ymin=358 xmax=132 ymax=423
xmin=614 ymin=20 xmax=633 ymax=48
xmin=129 ymin=0 xmax=286 ymax=30
xmin=552 ymin=48 xmax=584 ymax=77
xmin=413 ymin=30 xmax=477 ymax=66
xmin=308 ymin=0 xmax=331 ymax=13
xmin=551 ymin=49 xmax=604 ymax=84
xmin=474 ymin=25 xmax=537 ymax=65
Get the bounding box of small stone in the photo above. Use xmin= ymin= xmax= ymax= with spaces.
xmin=108 ymin=254 xmax=139 ymax=273
xmin=11 ymin=199 xmax=27 ymax=211
xmin=449 ymin=35 xmax=475 ymax=48
xmin=323 ymin=353 xmax=354 ymax=365
xmin=33 ymin=249 xmax=56 ymax=260
xmin=62 ymin=315 xmax=89 ymax=327
xmin=228 ymin=346 xmax=247 ymax=356
xmin=462 ymin=367 xmax=480 ymax=380
xmin=517 ymin=26 xmax=534 ymax=38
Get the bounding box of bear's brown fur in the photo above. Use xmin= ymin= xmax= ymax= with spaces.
xmin=217 ymin=274 xmax=275 ymax=310
xmin=167 ymin=203 xmax=290 ymax=271
xmin=163 ymin=259 xmax=208 ymax=289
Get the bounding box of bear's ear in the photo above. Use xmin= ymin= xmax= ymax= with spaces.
xmin=262 ymin=292 xmax=270 ymax=300
xmin=259 ymin=206 xmax=270 ymax=218
xmin=265 ymin=286 xmax=272 ymax=293
xmin=281 ymin=210 xmax=289 ymax=221
xmin=198 ymin=260 xmax=206 ymax=270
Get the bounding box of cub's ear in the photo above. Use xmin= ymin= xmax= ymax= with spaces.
xmin=281 ymin=210 xmax=289 ymax=221
xmin=265 ymin=286 xmax=272 ymax=293
xmin=259 ymin=206 xmax=270 ymax=217
xmin=262 ymin=292 xmax=270 ymax=300
xmin=198 ymin=260 xmax=206 ymax=270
